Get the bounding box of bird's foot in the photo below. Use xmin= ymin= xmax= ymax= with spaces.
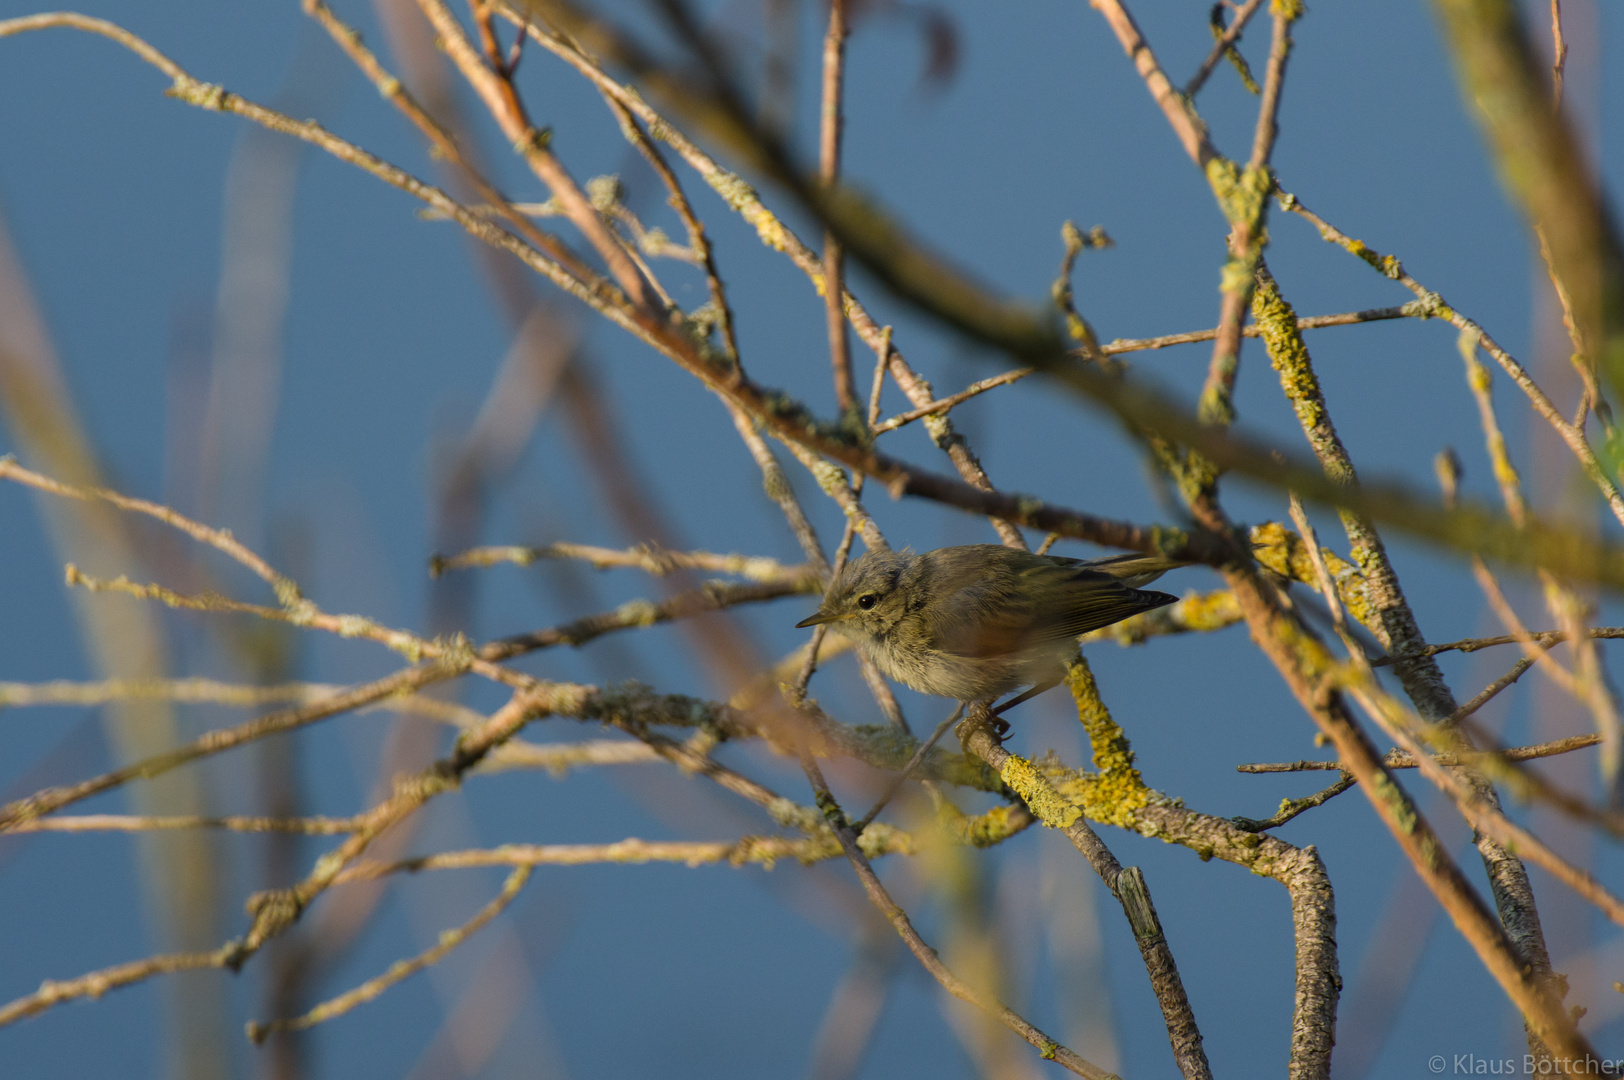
xmin=955 ymin=700 xmax=1005 ymax=753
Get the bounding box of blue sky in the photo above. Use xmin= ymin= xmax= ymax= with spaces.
xmin=1 ymin=1 xmax=1621 ymax=1077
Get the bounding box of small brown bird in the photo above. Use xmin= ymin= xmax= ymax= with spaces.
xmin=796 ymin=544 xmax=1181 ymax=716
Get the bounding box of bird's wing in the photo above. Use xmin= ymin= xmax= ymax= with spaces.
xmin=922 ymin=551 xmax=1176 ymax=658
xmin=1019 ymin=562 xmax=1178 ymax=643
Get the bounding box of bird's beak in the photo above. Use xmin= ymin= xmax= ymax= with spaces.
xmin=795 ymin=611 xmax=843 ymax=628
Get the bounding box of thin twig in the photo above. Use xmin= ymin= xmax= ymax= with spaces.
xmin=1448 ymin=653 xmax=1542 ymax=725
xmin=414 ymin=0 xmax=653 ymax=309
xmin=8 ymin=813 xmax=360 ymax=834
xmin=1375 ymin=625 xmax=1624 ymax=661
xmin=0 ymin=664 xmax=455 ymax=831
xmin=1231 ymin=774 xmax=1357 ymax=832
xmin=958 ymin=711 xmax=1212 ymax=1080
xmin=1550 ymin=0 xmax=1567 ymax=106
xmin=1101 ymin=306 xmax=1416 ymax=356
xmin=247 ymin=866 xmax=532 ymax=1042
xmin=1346 ymin=683 xmax=1624 ymax=928
xmin=0 ymin=946 xmax=240 ymax=1027
xmin=332 ymin=830 xmax=927 ymax=884
xmin=1196 ymin=4 xmax=1293 ymax=431
xmin=1183 ymin=0 xmax=1267 ymax=97
xmin=781 ymin=439 xmax=889 ymax=555
xmin=1471 ymin=559 xmax=1581 ymax=697
xmin=1280 ymin=189 xmax=1624 ymax=530
xmin=726 ymin=405 xmax=829 ymax=570
xmin=1238 ymin=731 xmax=1603 ymax=774
xmin=430 ymin=541 xmax=814 ymax=583
xmin=854 ymin=704 xmax=963 ymax=831
xmin=1205 ymin=507 xmax=1586 ymax=1059
xmin=507 ymin=14 xmax=1028 ymax=547
xmin=0 ymin=676 xmax=479 ymax=726
xmin=574 ymin=45 xmax=741 ymax=361
xmin=872 ymin=368 xmax=1035 ymax=434
xmin=58 ymin=563 xmax=524 ymax=691
xmin=819 ymin=0 xmax=856 ymax=417
xmin=795 ymin=754 xmax=1117 ymax=1080
xmin=1088 ymin=0 xmax=1218 ymax=167
xmin=0 ymin=457 xmax=300 ymax=605
xmin=481 ymin=578 xmax=816 ymax=659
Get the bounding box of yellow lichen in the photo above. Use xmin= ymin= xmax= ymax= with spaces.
xmin=1080 ymin=588 xmax=1242 ymax=646
xmin=1249 ymin=521 xmax=1377 ymax=631
xmin=1067 ymin=659 xmax=1139 ymax=781
xmin=999 ymin=754 xmax=1082 ymax=829
xmin=1043 ymin=758 xmax=1153 ymax=830
xmin=1176 ymin=589 xmax=1244 ymax=631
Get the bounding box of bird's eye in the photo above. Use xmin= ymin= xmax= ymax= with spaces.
xmin=857 ymin=593 xmax=877 ymax=610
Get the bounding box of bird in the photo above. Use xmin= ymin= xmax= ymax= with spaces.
xmin=795 ymin=544 xmax=1182 ymax=720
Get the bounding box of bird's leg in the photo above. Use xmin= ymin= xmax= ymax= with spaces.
xmin=991 ymin=674 xmax=1063 ymax=721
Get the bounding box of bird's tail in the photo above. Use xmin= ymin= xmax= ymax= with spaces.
xmin=1080 ymin=552 xmax=1190 ymax=588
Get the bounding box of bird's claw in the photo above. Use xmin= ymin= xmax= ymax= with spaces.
xmin=954 ymin=700 xmax=1007 ymax=754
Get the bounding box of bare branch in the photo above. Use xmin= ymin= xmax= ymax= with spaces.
xmin=247 ymin=865 xmax=532 ymax=1042
xmin=796 ymin=754 xmax=1118 ymax=1080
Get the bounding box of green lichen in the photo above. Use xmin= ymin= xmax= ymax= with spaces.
xmin=585 ymin=173 xmax=624 ymax=212
xmin=762 ymin=467 xmax=793 ymax=503
xmin=1048 ymin=763 xmax=1149 ymax=830
xmin=813 ymin=787 xmax=849 ymax=828
xmin=1208 ymin=4 xmax=1261 ymax=93
xmin=613 ymin=599 xmax=660 ymax=628
xmin=1176 ymin=449 xmax=1223 ymax=502
xmin=682 ymin=300 xmax=722 ymax=345
xmin=1205 ymin=158 xmax=1241 ymax=217
xmin=701 ymin=166 xmax=795 ymax=259
xmin=394 ymin=769 xmax=456 ymax=802
xmin=855 ymin=821 xmax=918 ymax=859
xmin=848 ymin=723 xmax=921 ymax=769
xmin=167 ymin=80 xmax=227 ymax=110
xmin=767 ymin=797 xmax=826 ymax=834
xmin=434 ymin=633 xmax=476 ymax=671
xmin=1327 ymin=234 xmax=1403 ymax=281
xmin=1252 ymin=273 xmax=1356 ymax=487
xmin=1149 ymin=524 xmax=1192 ymax=559
xmin=759 ymin=388 xmax=816 ymax=429
xmin=1369 ymin=770 xmax=1417 ymax=835
xmin=1204 ymin=158 xmax=1273 ymax=232
xmin=709 ymin=172 xmax=795 ymax=256
xmin=810 ymin=457 xmax=849 ymax=496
